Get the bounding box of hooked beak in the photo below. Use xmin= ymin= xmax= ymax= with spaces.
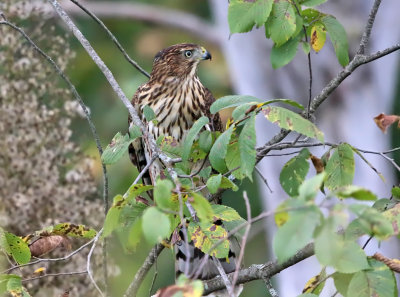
xmin=200 ymin=46 xmax=212 ymax=60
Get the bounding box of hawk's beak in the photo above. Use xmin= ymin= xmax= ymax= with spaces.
xmin=200 ymin=47 xmax=212 ymax=60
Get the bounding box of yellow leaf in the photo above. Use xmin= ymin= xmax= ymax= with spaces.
xmin=34 ymin=267 xmax=46 ymax=275
xmin=311 ymin=22 xmax=327 ymax=53
xmin=303 ymin=268 xmax=326 ymax=294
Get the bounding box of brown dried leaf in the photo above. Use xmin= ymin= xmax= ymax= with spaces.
xmin=311 ymin=154 xmax=324 ymax=174
xmin=29 ymin=235 xmax=71 ymax=257
xmin=373 ymin=113 xmax=400 ymax=133
xmin=373 ymin=252 xmax=400 ymax=273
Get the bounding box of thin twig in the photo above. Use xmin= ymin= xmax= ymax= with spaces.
xmin=69 ymin=0 xmax=150 ymax=78
xmin=133 ymin=156 xmax=157 ymax=185
xmin=2 ymin=237 xmax=96 ymax=274
xmin=263 ymin=277 xmax=279 ymax=297
xmin=87 ymin=228 xmax=104 ymax=297
xmin=212 ymin=257 xmax=234 ymax=296
xmin=232 ymin=192 xmax=251 ymax=288
xmin=255 ymin=166 xmax=273 ymax=193
xmin=22 ymin=271 xmax=87 ymax=282
xmin=123 ymin=243 xmax=164 ymax=297
xmin=148 ymin=260 xmax=158 ymax=297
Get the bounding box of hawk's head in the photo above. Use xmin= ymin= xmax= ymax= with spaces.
xmin=150 ymin=43 xmax=211 ymax=80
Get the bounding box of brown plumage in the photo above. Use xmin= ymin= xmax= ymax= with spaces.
xmin=128 ymin=44 xmax=238 ymax=284
xmin=129 ymin=43 xmax=222 ymax=185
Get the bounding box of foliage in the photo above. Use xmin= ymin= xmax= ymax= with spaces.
xmin=228 ymin=0 xmax=349 ymax=68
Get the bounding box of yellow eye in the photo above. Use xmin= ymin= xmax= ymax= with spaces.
xmin=184 ymin=50 xmax=192 ymax=58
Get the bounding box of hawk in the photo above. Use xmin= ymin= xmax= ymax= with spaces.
xmin=128 ymin=43 xmax=237 ymax=282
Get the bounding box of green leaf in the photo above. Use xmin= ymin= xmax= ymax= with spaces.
xmin=4 ymin=232 xmax=30 ymax=265
xmin=263 ymin=106 xmax=324 ymax=142
xmin=325 ymin=143 xmax=355 ymax=190
xmin=220 ymin=176 xmax=239 ymax=191
xmin=142 ymin=207 xmax=171 ymax=244
xmin=0 ymin=227 xmax=10 ymax=255
xmin=182 ymin=116 xmax=209 ymax=162
xmin=271 ymin=35 xmax=300 ymax=68
xmin=334 ymin=185 xmax=377 ymax=201
xmin=273 ymin=202 xmax=321 ymax=263
xmin=298 ymin=172 xmax=326 ymax=201
xmin=347 ymin=258 xmax=396 ymax=297
xmin=0 ymin=274 xmax=21 ymax=295
xmin=188 ymin=221 xmax=229 ymax=258
xmin=333 ymin=272 xmax=353 ymax=297
xmin=199 ymin=130 xmax=213 ymax=153
xmin=206 ymin=174 xmax=222 ymax=194
xmin=349 ymin=207 xmax=394 ymax=240
xmin=210 ymin=95 xmax=263 ymax=114
xmin=211 ymin=205 xmax=242 ymax=222
xmin=124 ymin=183 xmax=154 ymax=202
xmin=209 ymin=126 xmax=234 ymax=173
xmin=190 ymin=193 xmax=214 ymax=222
xmin=382 ymin=203 xmax=400 ymax=236
xmin=101 ymin=132 xmax=132 ymax=165
xmin=223 ymin=218 xmax=248 ymax=239
xmin=225 ymin=141 xmax=246 ymax=180
xmin=315 ymin=220 xmax=369 ymax=273
xmin=321 ymin=15 xmax=349 ymax=66
xmin=239 ymin=115 xmax=256 ymax=180
xmin=228 ymin=0 xmax=273 ymax=34
xmin=267 ymin=0 xmax=297 ymax=46
xmin=301 ymin=0 xmax=327 ymax=7
xmin=280 ymin=148 xmax=311 ymax=197
xmin=154 ymin=179 xmax=174 ymax=210
xmin=124 ymin=218 xmax=142 ymax=252
xmin=143 ymin=105 xmax=156 ymax=122
xmin=302 ymin=41 xmax=311 ymax=54
xmin=52 ymin=223 xmax=96 ymax=239
xmin=129 ymin=125 xmax=142 ymax=140
xmin=103 ymin=200 xmax=123 ymax=238
xmin=199 ymin=166 xmax=212 ymax=179
xmin=391 ymin=186 xmax=400 ymax=199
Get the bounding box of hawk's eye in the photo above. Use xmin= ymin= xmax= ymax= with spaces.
xmin=184 ymin=50 xmax=192 ymax=58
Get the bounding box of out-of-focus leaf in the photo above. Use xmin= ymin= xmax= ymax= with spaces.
xmin=298 ymin=173 xmax=326 ymax=201
xmin=142 ymin=105 xmax=156 ymax=122
xmin=189 ymin=193 xmax=214 ymax=222
xmin=142 ymin=207 xmax=171 ymax=245
xmin=334 ymin=186 xmax=377 ymax=201
xmin=301 ymin=0 xmax=327 ymax=7
xmin=206 ymin=174 xmax=222 ymax=194
xmin=154 ymin=179 xmax=174 ymax=210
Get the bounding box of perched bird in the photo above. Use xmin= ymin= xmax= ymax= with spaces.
xmin=128 ymin=44 xmax=239 ymax=288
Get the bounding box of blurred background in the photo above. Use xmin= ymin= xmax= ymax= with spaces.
xmin=1 ymin=0 xmax=399 ymax=296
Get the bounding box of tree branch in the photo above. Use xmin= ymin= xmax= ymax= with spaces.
xmin=69 ymin=0 xmax=150 ymax=78
xmin=123 ymin=243 xmax=164 ymax=297
xmin=357 ymin=0 xmax=382 ymax=55
xmin=203 ymin=243 xmax=314 ymax=295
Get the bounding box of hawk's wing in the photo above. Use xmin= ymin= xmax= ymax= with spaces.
xmin=128 ymin=85 xmax=153 ymax=186
xmin=204 ymin=87 xmax=223 ymax=133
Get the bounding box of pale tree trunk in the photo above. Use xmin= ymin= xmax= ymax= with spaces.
xmin=209 ymin=0 xmax=400 ymax=295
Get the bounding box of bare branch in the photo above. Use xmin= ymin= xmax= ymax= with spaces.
xmin=232 ymin=192 xmax=251 ymax=288
xmin=263 ymin=277 xmax=279 ymax=297
xmin=212 ymin=257 xmax=234 ymax=296
xmin=357 ymin=0 xmax=382 ymax=55
xmin=87 ymin=229 xmax=104 ymax=297
xmin=69 ymin=0 xmax=150 ymax=78
xmin=2 ymin=237 xmax=96 ymax=274
xmin=203 ymin=243 xmax=314 ymax=295
xmin=123 ymin=243 xmax=164 ymax=297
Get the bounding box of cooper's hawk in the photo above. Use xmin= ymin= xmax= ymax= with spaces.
xmin=128 ymin=43 xmax=237 ymax=282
